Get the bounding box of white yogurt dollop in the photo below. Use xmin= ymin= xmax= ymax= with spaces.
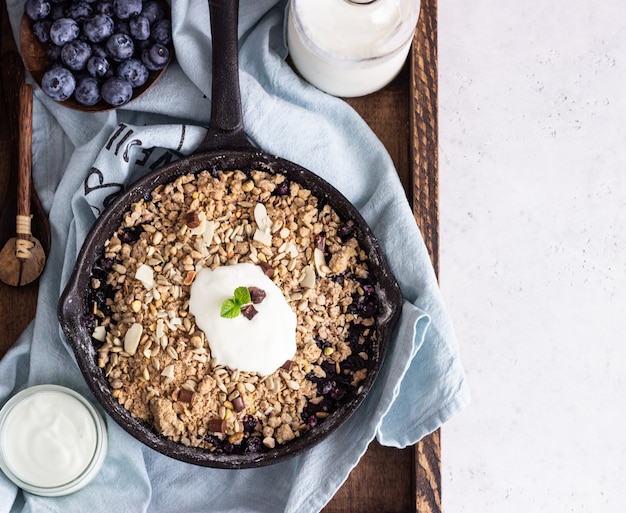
xmin=189 ymin=263 xmax=297 ymax=376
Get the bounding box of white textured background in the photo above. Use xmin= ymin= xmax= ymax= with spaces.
xmin=438 ymin=0 xmax=626 ymax=511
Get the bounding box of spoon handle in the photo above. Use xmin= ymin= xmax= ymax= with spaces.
xmin=0 ymin=52 xmax=24 ymax=163
xmin=16 ymin=83 xmax=33 ymax=243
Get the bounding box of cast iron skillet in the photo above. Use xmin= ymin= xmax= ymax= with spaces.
xmin=58 ymin=0 xmax=403 ymax=468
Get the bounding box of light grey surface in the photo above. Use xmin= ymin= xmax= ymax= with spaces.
xmin=440 ymin=0 xmax=626 ymax=510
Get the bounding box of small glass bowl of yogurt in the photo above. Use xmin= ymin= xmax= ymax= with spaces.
xmin=287 ymin=0 xmax=421 ymax=97
xmin=0 ymin=384 xmax=108 ymax=496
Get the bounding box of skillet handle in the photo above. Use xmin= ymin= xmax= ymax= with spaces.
xmin=197 ymin=0 xmax=253 ymax=153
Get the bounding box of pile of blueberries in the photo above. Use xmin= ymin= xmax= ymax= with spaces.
xmin=24 ymin=0 xmax=172 ymax=107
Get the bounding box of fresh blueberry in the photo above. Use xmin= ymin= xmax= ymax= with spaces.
xmin=244 ymin=436 xmax=262 ymax=454
xmin=113 ymin=0 xmax=141 ymax=19
xmin=141 ymin=1 xmax=164 ymax=24
xmin=41 ymin=66 xmax=76 ymax=101
xmin=49 ymin=18 xmax=80 ymax=46
xmin=101 ymin=76 xmax=132 ymax=106
xmin=32 ymin=20 xmax=52 ymax=44
xmin=141 ymin=43 xmax=169 ymax=71
xmin=150 ymin=18 xmax=171 ymax=45
xmin=83 ymin=14 xmax=114 ymax=43
xmin=273 ymin=178 xmax=290 ymax=196
xmin=105 ymin=32 xmax=134 ymax=61
xmin=95 ymin=0 xmax=114 ymax=16
xmin=242 ymin=415 xmax=259 ymax=433
xmin=61 ymin=40 xmax=92 ymax=70
xmin=74 ymin=76 xmax=101 ymax=106
xmin=117 ymin=58 xmax=148 ymax=87
xmin=24 ymin=0 xmax=51 ymax=21
xmin=337 ymin=221 xmax=355 ymax=242
xmin=66 ymin=1 xmax=94 ymax=21
xmin=86 ymin=55 xmax=111 ymax=77
xmin=129 ymin=14 xmax=150 ymax=41
xmin=119 ymin=225 xmax=142 ymax=243
xmin=318 ymin=379 xmax=337 ymax=396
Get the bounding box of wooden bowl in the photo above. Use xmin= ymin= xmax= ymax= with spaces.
xmin=19 ymin=14 xmax=172 ymax=112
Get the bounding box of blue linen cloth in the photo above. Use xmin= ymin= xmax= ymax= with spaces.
xmin=0 ymin=0 xmax=470 ymax=511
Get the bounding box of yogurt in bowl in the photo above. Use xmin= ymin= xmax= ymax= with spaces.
xmin=0 ymin=384 xmax=108 ymax=496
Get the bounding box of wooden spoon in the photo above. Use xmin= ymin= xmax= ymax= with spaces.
xmin=0 ymin=83 xmax=46 ymax=286
xmin=0 ymin=51 xmax=51 ymax=258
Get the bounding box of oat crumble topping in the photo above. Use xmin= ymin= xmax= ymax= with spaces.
xmin=87 ymin=169 xmax=380 ymax=455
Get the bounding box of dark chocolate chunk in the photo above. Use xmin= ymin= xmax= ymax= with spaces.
xmin=208 ymin=418 xmax=226 ymax=433
xmin=241 ymin=304 xmax=258 ymax=320
xmin=178 ymin=389 xmax=195 ymax=404
xmin=232 ymin=396 xmax=245 ymax=413
xmin=248 ymin=286 xmax=266 ymax=304
xmin=281 ymin=360 xmax=294 ymax=371
xmin=258 ymin=261 xmax=274 ymax=278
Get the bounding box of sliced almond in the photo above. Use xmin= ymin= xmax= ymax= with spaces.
xmin=300 ymin=265 xmax=316 ymax=289
xmin=314 ymin=248 xmax=329 ymax=278
xmin=253 ymin=228 xmax=273 ymax=247
xmin=155 ymin=319 xmax=165 ymax=339
xmin=124 ymin=322 xmax=143 ymax=356
xmin=254 ymin=203 xmax=272 ymax=232
xmin=92 ymin=325 xmax=106 ymax=342
xmin=135 ymin=264 xmax=154 ymax=289
xmin=160 ymin=364 xmax=175 ymax=379
xmin=203 ymin=219 xmax=216 ymax=245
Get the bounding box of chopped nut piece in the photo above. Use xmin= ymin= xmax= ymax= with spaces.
xmin=189 ymin=212 xmax=207 ymax=236
xmin=183 ymin=270 xmax=196 ymax=286
xmin=186 ymin=211 xmax=201 ymax=228
xmin=314 ymin=234 xmax=326 ymax=251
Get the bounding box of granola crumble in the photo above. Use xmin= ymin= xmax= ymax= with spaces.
xmin=87 ymin=169 xmax=381 ymax=455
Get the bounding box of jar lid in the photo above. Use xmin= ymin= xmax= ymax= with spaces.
xmin=0 ymin=384 xmax=108 ymax=496
xmin=289 ymin=0 xmax=420 ymax=64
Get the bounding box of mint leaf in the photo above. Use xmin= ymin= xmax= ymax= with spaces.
xmin=220 ymin=299 xmax=241 ymax=319
xmin=233 ymin=286 xmax=251 ymax=306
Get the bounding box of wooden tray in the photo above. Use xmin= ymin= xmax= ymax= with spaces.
xmin=0 ymin=0 xmax=440 ymax=511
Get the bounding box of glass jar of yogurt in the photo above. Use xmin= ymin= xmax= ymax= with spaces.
xmin=0 ymin=384 xmax=108 ymax=496
xmin=287 ymin=0 xmax=421 ymax=97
